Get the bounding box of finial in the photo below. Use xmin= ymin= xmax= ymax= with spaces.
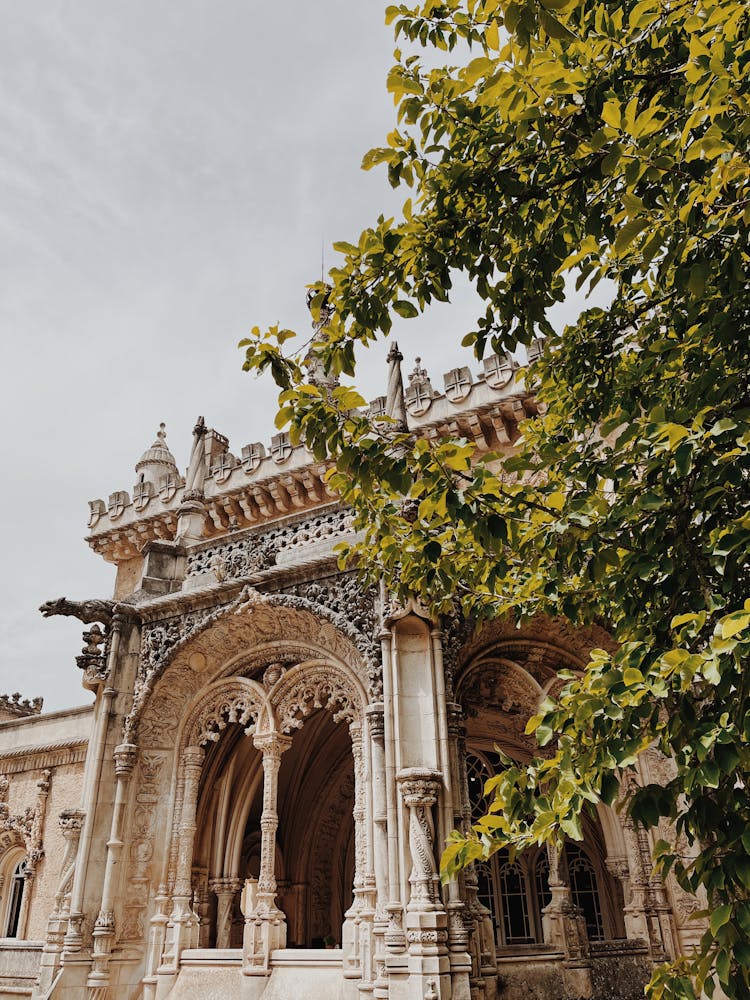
xmin=157 ymin=422 xmax=166 ymax=441
xmin=409 ymin=357 xmax=428 ymax=385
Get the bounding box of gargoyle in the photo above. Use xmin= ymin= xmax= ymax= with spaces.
xmin=39 ymin=597 xmax=115 ymax=626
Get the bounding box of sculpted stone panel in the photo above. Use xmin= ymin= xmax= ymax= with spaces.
xmin=119 ymin=751 xmax=167 ymax=942
xmin=185 ymin=506 xmax=354 ymax=580
xmin=457 ymin=659 xmax=542 ymax=729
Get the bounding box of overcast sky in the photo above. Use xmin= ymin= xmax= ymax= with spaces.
xmin=0 ymin=2 xmax=593 ymax=713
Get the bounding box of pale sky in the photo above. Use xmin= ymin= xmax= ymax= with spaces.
xmin=0 ymin=2 xmax=593 ymax=712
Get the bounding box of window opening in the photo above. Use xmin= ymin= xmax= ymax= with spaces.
xmin=4 ymin=859 xmax=27 ymax=938
xmin=565 ymin=844 xmax=604 ymax=941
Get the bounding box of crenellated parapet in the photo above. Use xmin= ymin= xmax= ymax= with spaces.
xmin=0 ymin=693 xmax=44 ymax=722
xmin=86 ymin=348 xmax=545 ymax=565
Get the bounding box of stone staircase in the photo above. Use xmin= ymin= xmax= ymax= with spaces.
xmin=166 ymin=948 xmax=344 ymax=1000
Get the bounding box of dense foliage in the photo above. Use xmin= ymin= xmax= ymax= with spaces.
xmin=242 ymin=0 xmax=750 ymax=994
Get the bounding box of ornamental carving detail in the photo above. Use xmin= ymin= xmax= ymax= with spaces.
xmin=281 ymin=574 xmax=381 ymax=700
xmin=271 ymin=667 xmax=363 ymax=733
xmin=397 ymin=768 xmax=442 ymax=911
xmin=128 ymin=579 xmax=377 ymax=740
xmin=186 ymin=682 xmax=265 ymax=748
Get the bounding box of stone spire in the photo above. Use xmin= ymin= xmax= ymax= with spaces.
xmin=183 ymin=416 xmax=208 ymax=500
xmin=135 ymin=423 xmax=179 ymax=486
xmin=385 ymin=342 xmax=407 ymax=429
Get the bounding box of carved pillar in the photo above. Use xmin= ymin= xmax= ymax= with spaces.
xmin=379 ymin=620 xmax=406 ymax=963
xmin=87 ymin=743 xmax=137 ymax=998
xmin=34 ymin=809 xmax=85 ymax=998
xmin=541 ymin=844 xmax=592 ymax=998
xmin=141 ymin=885 xmax=170 ymax=1000
xmin=367 ymin=704 xmax=389 ymax=999
xmin=210 ymin=877 xmax=242 ymax=949
xmin=17 ymin=770 xmax=51 ymax=940
xmin=157 ymin=744 xmax=204 ymax=989
xmin=397 ymin=768 xmax=451 ymax=999
xmin=242 ymin=733 xmax=291 ymax=976
xmin=622 ymin=814 xmax=673 ymax=962
xmin=454 ymin=725 xmax=495 ymax=995
xmin=343 ymin=721 xmax=376 ymax=994
xmin=65 ymin=615 xmax=123 ymax=956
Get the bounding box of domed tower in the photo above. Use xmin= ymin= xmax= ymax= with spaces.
xmin=134 ymin=423 xmax=179 ymax=486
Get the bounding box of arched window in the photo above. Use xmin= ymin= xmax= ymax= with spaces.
xmin=3 ymin=857 xmax=27 ymax=938
xmin=465 ymin=749 xmax=609 ymax=948
xmin=465 ymin=751 xmax=547 ymax=946
xmin=565 ymin=844 xmax=604 ymax=941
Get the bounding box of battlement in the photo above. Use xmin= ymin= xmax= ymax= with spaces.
xmin=0 ymin=693 xmax=44 ymax=723
xmin=86 ymin=347 xmax=544 ymax=566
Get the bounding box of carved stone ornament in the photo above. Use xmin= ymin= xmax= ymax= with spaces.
xmin=211 ymin=450 xmax=237 ymax=483
xmin=271 ymin=665 xmax=363 ymax=733
xmin=127 ymin=577 xmax=378 ymax=741
xmin=132 ymin=480 xmax=154 ymax=511
xmin=397 ymin=768 xmax=442 ymax=911
xmin=482 ymin=352 xmax=515 ymax=390
xmin=108 ymin=490 xmax=129 ymax=520
xmin=88 ymin=499 xmax=106 ymax=528
xmin=405 ymin=358 xmax=433 ymax=416
xmin=159 ymin=471 xmax=181 ymax=503
xmin=242 ymin=442 xmax=266 ymax=474
xmin=76 ymin=623 xmax=108 ymax=682
xmin=443 ymin=366 xmax=472 ymax=404
xmin=187 ymin=680 xmax=265 ymax=747
xmin=270 ymin=432 xmax=292 ymax=464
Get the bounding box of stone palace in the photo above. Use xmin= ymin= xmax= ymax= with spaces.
xmin=0 ymin=341 xmax=704 ymax=999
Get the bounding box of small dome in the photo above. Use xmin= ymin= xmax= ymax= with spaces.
xmin=135 ymin=423 xmax=179 ymax=484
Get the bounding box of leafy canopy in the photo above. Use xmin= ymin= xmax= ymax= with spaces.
xmin=241 ymin=0 xmax=750 ymax=995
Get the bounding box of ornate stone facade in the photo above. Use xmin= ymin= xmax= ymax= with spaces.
xmin=0 ymin=352 xmax=700 ymax=1000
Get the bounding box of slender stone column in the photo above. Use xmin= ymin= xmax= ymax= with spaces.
xmin=141 ymin=884 xmax=170 ymax=1000
xmin=243 ymin=733 xmax=291 ymax=975
xmin=64 ymin=616 xmax=123 ymax=955
xmin=158 ymin=743 xmax=204 ymax=983
xmin=367 ymin=704 xmax=390 ymax=1000
xmin=343 ymin=721 xmax=376 ymax=993
xmin=87 ymin=743 xmax=138 ymax=998
xmin=379 ymin=623 xmax=407 ymax=959
xmin=541 ymin=844 xmax=592 ymax=998
xmin=454 ymin=728 xmax=496 ymax=985
xmin=432 ymin=628 xmax=471 ymax=999
xmin=210 ymin=877 xmax=242 ymax=949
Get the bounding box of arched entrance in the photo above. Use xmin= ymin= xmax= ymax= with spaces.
xmin=191 ymin=705 xmax=356 ymax=949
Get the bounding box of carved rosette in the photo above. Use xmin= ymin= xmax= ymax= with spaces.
xmin=397 ymin=768 xmax=442 ymax=912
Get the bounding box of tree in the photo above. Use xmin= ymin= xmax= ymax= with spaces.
xmin=241 ymin=0 xmax=750 ymax=995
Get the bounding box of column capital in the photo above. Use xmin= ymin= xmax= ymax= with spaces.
xmin=365 ymin=702 xmax=385 ymax=741
xmin=113 ymin=743 xmax=138 ymax=777
xmin=396 ymin=768 xmax=442 ymax=807
xmin=182 ymin=745 xmax=205 ymax=770
xmin=253 ymin=732 xmax=292 ymax=758
xmin=210 ymin=876 xmax=243 ymax=895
